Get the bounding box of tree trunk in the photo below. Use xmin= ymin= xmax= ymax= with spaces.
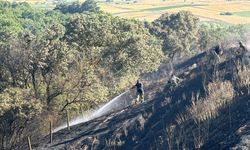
xmin=10 ymin=69 xmax=17 ymax=87
xmin=46 ymin=83 xmax=51 ymax=106
xmin=31 ymin=71 xmax=38 ymax=99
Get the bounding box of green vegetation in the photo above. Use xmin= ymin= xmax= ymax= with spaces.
xmin=198 ymin=22 xmax=250 ymax=51
xmin=234 ymin=11 xmax=250 ymax=17
xmin=55 ymin=0 xmax=100 ymax=14
xmin=0 ymin=0 xmax=249 ymax=149
xmin=147 ymin=11 xmax=200 ymax=60
xmin=0 ymin=1 xmax=163 ymax=149
xmin=143 ymin=4 xmax=207 ymax=12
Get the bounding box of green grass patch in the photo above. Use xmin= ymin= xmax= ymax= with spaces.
xmin=143 ymin=4 xmax=207 ymax=11
xmin=233 ymin=11 xmax=250 ymax=17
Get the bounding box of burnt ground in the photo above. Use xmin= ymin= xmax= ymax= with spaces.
xmin=31 ymin=50 xmax=250 ymax=150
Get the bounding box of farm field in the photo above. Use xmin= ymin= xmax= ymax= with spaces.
xmin=6 ymin=0 xmax=250 ymax=24
xmin=99 ymin=0 xmax=250 ymax=24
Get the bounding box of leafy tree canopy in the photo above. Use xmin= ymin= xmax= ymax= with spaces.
xmin=65 ymin=12 xmax=164 ymax=90
xmin=0 ymin=1 xmax=67 ymax=39
xmin=55 ymin=0 xmax=100 ymax=14
xmin=148 ymin=11 xmax=200 ymax=60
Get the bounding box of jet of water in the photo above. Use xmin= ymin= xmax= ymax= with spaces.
xmin=93 ymin=90 xmax=130 ymax=118
xmin=53 ymin=90 xmax=131 ymax=132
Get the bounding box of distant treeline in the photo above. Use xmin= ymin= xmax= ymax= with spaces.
xmin=0 ymin=0 xmax=249 ymax=149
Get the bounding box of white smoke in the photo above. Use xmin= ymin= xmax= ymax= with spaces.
xmin=246 ymin=40 xmax=250 ymax=51
xmin=242 ymin=29 xmax=250 ymax=51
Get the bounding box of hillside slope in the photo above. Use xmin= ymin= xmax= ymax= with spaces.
xmin=32 ymin=48 xmax=250 ymax=150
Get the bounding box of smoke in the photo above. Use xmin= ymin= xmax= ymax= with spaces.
xmin=246 ymin=40 xmax=250 ymax=51
xmin=53 ymin=90 xmax=132 ymax=133
xmin=243 ymin=30 xmax=250 ymax=51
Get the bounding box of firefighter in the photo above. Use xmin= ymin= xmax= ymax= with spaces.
xmin=168 ymin=74 xmax=182 ymax=88
xmin=131 ymin=79 xmax=144 ymax=104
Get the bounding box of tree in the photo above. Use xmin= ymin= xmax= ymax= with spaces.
xmin=148 ymin=11 xmax=199 ymax=68
xmin=65 ymin=12 xmax=164 ymax=92
xmin=0 ymin=88 xmax=42 ymax=150
xmin=55 ymin=0 xmax=100 ymax=14
xmin=198 ymin=23 xmax=249 ymax=51
xmin=0 ymin=10 xmax=23 ymax=40
xmin=0 ymin=5 xmax=164 ymax=148
xmin=0 ymin=1 xmax=11 ymax=8
xmin=80 ymin=0 xmax=100 ymax=12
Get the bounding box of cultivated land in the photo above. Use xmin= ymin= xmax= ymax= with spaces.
xmin=99 ymin=0 xmax=250 ymax=24
xmin=8 ymin=0 xmax=250 ymax=24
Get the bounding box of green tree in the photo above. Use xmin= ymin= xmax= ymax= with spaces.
xmin=198 ymin=23 xmax=250 ymax=50
xmin=0 ymin=10 xmax=22 ymax=40
xmin=0 ymin=1 xmax=11 ymax=8
xmin=0 ymin=5 xmax=164 ymax=148
xmin=65 ymin=13 xmax=163 ymax=92
xmin=0 ymin=87 xmax=42 ymax=150
xmin=80 ymin=0 xmax=100 ymax=12
xmin=55 ymin=0 xmax=100 ymax=14
xmin=148 ymin=11 xmax=199 ymax=64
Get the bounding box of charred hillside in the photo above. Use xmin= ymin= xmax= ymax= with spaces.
xmin=33 ymin=48 xmax=250 ymax=150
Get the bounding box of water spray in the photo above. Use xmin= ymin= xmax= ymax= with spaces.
xmin=53 ymin=89 xmax=131 ymax=132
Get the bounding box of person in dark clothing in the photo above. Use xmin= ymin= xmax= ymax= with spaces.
xmin=209 ymin=44 xmax=223 ymax=77
xmin=168 ymin=74 xmax=182 ymax=87
xmin=131 ymin=80 xmax=144 ymax=104
xmin=236 ymin=41 xmax=248 ymax=70
xmin=239 ymin=41 xmax=247 ymax=58
xmin=209 ymin=45 xmax=222 ymax=64
xmin=214 ymin=45 xmax=223 ymax=56
xmin=239 ymin=41 xmax=247 ymax=52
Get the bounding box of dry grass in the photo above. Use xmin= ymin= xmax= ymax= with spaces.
xmin=138 ymin=114 xmax=146 ymax=130
xmin=188 ymin=81 xmax=234 ymax=123
xmin=237 ymin=69 xmax=250 ymax=94
xmin=238 ymin=69 xmax=250 ymax=86
xmin=176 ymin=112 xmax=190 ymax=125
xmin=105 ymin=137 xmax=124 ymax=148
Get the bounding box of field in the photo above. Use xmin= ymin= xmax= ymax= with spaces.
xmin=234 ymin=11 xmax=250 ymax=17
xmin=7 ymin=0 xmax=250 ymax=24
xmin=99 ymin=0 xmax=250 ymax=24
